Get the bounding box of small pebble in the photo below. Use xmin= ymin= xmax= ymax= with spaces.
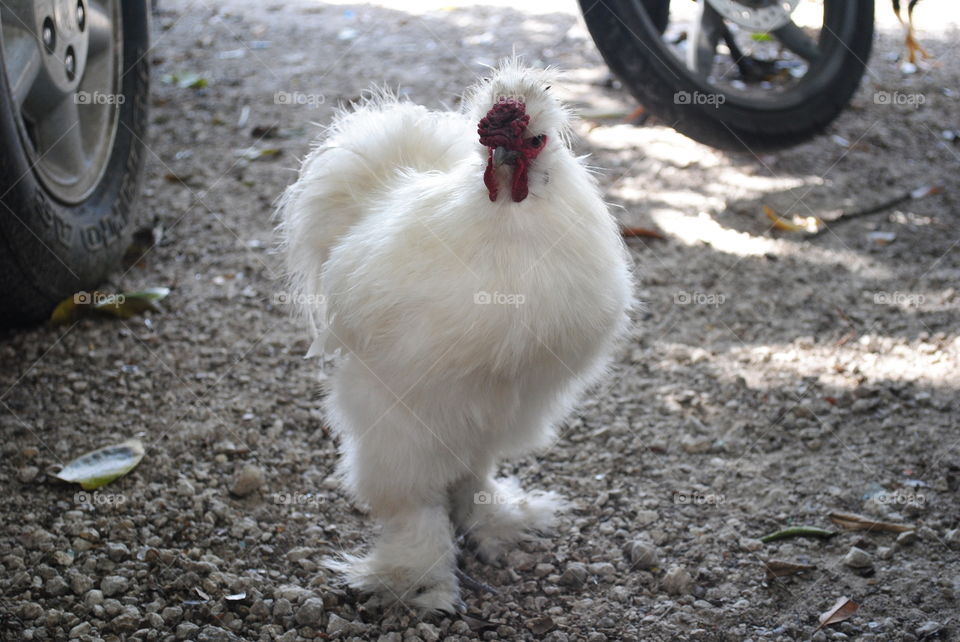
xmin=44 ymin=575 xmax=70 ymax=597
xmin=680 ymin=435 xmax=711 ymax=454
xmin=294 ymin=597 xmax=324 ymax=627
xmin=106 ymin=542 xmax=129 ymax=561
xmin=100 ymin=575 xmax=129 ymax=597
xmin=625 ymin=540 xmax=659 ymax=569
xmin=897 ymin=530 xmax=918 ymax=546
xmin=843 ymin=547 xmax=873 ymax=569
xmin=559 ymin=562 xmax=588 ymax=587
xmin=272 ymin=597 xmax=292 ymax=617
xmin=944 ymin=529 xmax=960 ymax=549
xmin=326 ymin=613 xmax=351 ymax=635
xmin=51 ymin=551 xmax=74 ymax=567
xmin=915 ymin=621 xmax=941 ymax=636
xmin=739 ymin=538 xmax=764 ymax=552
xmin=417 ymin=622 xmax=440 ymax=642
xmin=84 ymin=589 xmax=103 ymax=606
xmin=662 ymin=566 xmax=694 ymax=595
xmin=69 ymin=622 xmax=92 ymax=637
xmin=18 ymin=466 xmax=39 ymax=483
xmin=230 ymin=464 xmax=265 ymax=497
xmin=69 ymin=573 xmax=93 ymax=595
xmin=528 ymin=616 xmax=555 ymax=635
xmin=588 ymin=562 xmax=616 ymax=579
xmin=635 ymin=510 xmax=659 ymax=526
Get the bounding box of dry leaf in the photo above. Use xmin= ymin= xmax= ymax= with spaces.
xmin=760 ymin=526 xmax=836 ymax=543
xmin=621 ymin=226 xmax=666 ymax=240
xmin=55 ymin=439 xmax=145 ymax=490
xmin=765 ymin=559 xmax=816 ymax=579
xmin=829 ymin=511 xmax=913 ymax=533
xmin=51 ymin=287 xmax=170 ymax=324
xmin=816 ymin=596 xmax=858 ymax=630
xmin=763 ymin=205 xmax=823 ymax=233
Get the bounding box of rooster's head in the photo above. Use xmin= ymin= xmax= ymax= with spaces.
xmin=470 ymin=61 xmax=569 ymax=203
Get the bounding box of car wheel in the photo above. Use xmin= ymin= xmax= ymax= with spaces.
xmin=0 ymin=0 xmax=150 ymax=325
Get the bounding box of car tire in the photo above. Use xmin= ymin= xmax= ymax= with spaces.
xmin=0 ymin=0 xmax=150 ymax=326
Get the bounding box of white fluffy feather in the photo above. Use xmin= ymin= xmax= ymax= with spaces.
xmin=277 ymin=59 xmax=633 ymax=612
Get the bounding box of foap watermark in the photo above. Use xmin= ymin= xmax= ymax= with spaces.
xmin=673 ymin=490 xmax=725 ymax=506
xmin=74 ymin=291 xmax=125 ymax=306
xmin=474 ymin=291 xmax=525 ymax=308
xmin=674 ymin=90 xmax=725 ymax=108
xmin=474 ymin=491 xmax=518 ymax=505
xmin=75 ymin=491 xmax=127 ymax=506
xmin=874 ymin=91 xmax=925 ymax=107
xmin=873 ymin=291 xmax=925 ymax=307
xmin=75 ymin=91 xmax=125 ymax=105
xmin=273 ymin=291 xmax=326 ymax=306
xmin=274 ymin=91 xmax=325 ymax=108
xmin=272 ymin=491 xmax=323 ymax=508
xmin=875 ymin=491 xmax=926 ymax=507
xmin=674 ymin=290 xmax=725 ymax=307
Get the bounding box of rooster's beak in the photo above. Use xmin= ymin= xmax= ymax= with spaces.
xmin=492 ymin=146 xmax=519 ymax=168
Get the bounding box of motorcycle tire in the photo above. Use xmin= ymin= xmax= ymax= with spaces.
xmin=579 ymin=0 xmax=875 ymax=151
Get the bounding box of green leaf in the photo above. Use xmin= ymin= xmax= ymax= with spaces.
xmin=750 ymin=32 xmax=773 ymax=42
xmin=55 ymin=439 xmax=145 ymax=490
xmin=161 ymin=72 xmax=208 ymax=89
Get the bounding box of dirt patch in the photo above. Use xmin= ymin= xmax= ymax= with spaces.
xmin=1 ymin=1 xmax=958 ymax=640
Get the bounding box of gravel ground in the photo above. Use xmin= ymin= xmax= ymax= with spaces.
xmin=2 ymin=1 xmax=959 ymax=640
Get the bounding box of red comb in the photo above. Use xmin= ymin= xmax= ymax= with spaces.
xmin=477 ymin=99 xmax=529 ymax=148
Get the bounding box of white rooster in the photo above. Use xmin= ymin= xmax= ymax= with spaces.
xmin=278 ymin=60 xmax=633 ymax=612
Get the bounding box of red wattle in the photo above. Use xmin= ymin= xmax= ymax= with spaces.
xmin=483 ymin=149 xmax=498 ymax=201
xmin=511 ymin=158 xmax=529 ymax=202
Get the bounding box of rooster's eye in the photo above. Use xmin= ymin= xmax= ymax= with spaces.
xmin=527 ymin=135 xmax=544 ymax=147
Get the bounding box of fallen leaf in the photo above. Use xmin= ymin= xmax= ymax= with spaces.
xmin=55 ymin=439 xmax=145 ymax=490
xmin=760 ymin=526 xmax=837 ymax=543
xmin=239 ymin=147 xmax=282 ymax=161
xmin=763 ymin=205 xmax=823 ymax=233
xmin=87 ymin=287 xmax=169 ymax=320
xmin=224 ymin=592 xmax=246 ymax=601
xmin=621 ymin=225 xmax=666 ymax=240
xmin=764 ymin=559 xmax=816 ymax=579
xmin=816 ymin=596 xmax=858 ymax=630
xmin=829 ymin=511 xmax=913 ymax=534
xmin=161 ymin=72 xmax=208 ymax=89
xmin=164 ymin=172 xmax=192 ymax=185
xmin=50 ymin=287 xmax=170 ymax=324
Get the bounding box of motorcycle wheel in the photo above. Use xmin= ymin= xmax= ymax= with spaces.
xmin=579 ymin=0 xmax=874 ymax=151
